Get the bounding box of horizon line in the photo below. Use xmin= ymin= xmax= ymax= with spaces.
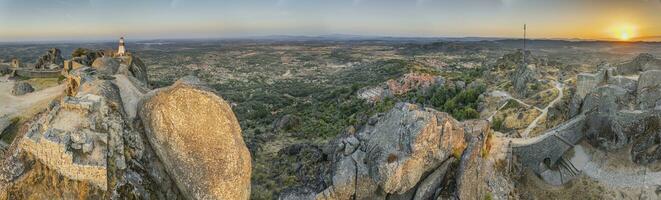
xmin=0 ymin=34 xmax=660 ymax=44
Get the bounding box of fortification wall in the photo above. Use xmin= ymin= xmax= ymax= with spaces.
xmin=63 ymin=60 xmax=86 ymax=75
xmin=576 ymin=70 xmax=606 ymax=99
xmin=512 ymin=114 xmax=585 ymax=174
xmin=20 ymin=131 xmax=107 ymax=189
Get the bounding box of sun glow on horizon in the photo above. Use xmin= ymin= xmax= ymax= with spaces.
xmin=611 ymin=24 xmax=637 ymax=41
xmin=620 ymin=32 xmax=630 ymax=41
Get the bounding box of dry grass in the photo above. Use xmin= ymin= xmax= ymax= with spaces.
xmin=24 ymin=77 xmax=61 ymax=91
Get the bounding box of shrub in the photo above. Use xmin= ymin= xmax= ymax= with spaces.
xmin=492 ymin=117 xmax=505 ymax=131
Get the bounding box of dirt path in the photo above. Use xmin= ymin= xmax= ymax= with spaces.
xmin=580 ymin=144 xmax=661 ymax=188
xmin=0 ymin=76 xmax=64 ymax=133
xmin=490 ymin=90 xmax=543 ymax=111
xmin=520 ymin=82 xmax=564 ymax=138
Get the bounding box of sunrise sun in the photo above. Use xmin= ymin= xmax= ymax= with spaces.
xmin=620 ymin=32 xmax=630 ymax=41
xmin=614 ymin=24 xmax=636 ymax=41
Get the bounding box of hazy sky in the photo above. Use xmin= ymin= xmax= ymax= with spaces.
xmin=1 ymin=0 xmax=660 ymax=41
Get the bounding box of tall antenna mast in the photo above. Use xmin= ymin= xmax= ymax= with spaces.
xmin=523 ymin=24 xmax=527 ymax=65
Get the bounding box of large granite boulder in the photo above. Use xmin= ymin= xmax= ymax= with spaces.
xmin=11 ymin=82 xmax=34 ymax=96
xmin=631 ymin=114 xmax=661 ymax=164
xmin=139 ymin=76 xmax=251 ymax=200
xmin=92 ymin=56 xmax=120 ymax=75
xmin=316 ymin=103 xmax=467 ymax=199
xmin=126 ymin=56 xmax=149 ymax=84
xmin=637 ymin=70 xmax=661 ymax=109
xmin=34 ymin=48 xmax=64 ymax=69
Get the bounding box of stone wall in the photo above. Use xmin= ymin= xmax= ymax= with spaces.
xmin=62 ymin=60 xmax=85 ymax=75
xmin=16 ymin=94 xmax=110 ymax=190
xmin=14 ymin=69 xmax=61 ymax=78
xmin=512 ymin=114 xmax=585 ymax=174
xmin=576 ymin=70 xmax=605 ymax=99
xmin=20 ymin=122 xmax=107 ymax=189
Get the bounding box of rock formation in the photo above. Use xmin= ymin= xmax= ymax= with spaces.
xmin=509 ymin=63 xmax=539 ymax=97
xmin=0 ymin=64 xmax=10 ymax=75
xmin=139 ymin=76 xmax=252 ymax=200
xmin=358 ymin=73 xmax=444 ymax=103
xmin=91 ymin=56 xmax=120 ymax=75
xmin=0 ymin=53 xmax=252 ymax=199
xmin=11 ymin=82 xmax=34 ymax=96
xmin=567 ymin=53 xmax=661 ymax=163
xmin=273 ymin=114 xmax=301 ymax=132
xmin=34 ymin=48 xmax=64 ymax=69
xmin=304 ymin=103 xmax=497 ymax=200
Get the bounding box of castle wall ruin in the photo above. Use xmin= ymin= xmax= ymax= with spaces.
xmin=576 ymin=70 xmax=605 ymax=99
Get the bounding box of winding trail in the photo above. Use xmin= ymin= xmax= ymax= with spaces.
xmin=487 ymin=91 xmax=540 ymax=122
xmin=520 ymin=82 xmax=564 ymax=138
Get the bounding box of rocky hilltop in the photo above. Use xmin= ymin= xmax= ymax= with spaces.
xmin=281 ymin=103 xmax=508 ymax=200
xmin=573 ymin=53 xmax=661 ymax=163
xmin=1 ymin=39 xmax=660 ymax=200
xmin=0 ymin=52 xmax=251 ymax=199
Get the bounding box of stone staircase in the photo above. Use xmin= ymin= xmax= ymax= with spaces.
xmin=558 ymin=157 xmax=580 ymax=178
xmin=538 ymin=145 xmax=591 ymax=186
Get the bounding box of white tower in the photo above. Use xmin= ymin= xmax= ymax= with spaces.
xmin=117 ymin=37 xmax=126 ymax=56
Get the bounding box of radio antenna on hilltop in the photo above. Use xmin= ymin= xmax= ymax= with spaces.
xmin=523 ymin=24 xmax=527 ymax=65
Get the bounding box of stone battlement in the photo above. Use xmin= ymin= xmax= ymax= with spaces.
xmin=20 ymin=128 xmax=107 ymax=189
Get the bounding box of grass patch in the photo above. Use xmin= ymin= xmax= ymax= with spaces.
xmin=24 ymin=77 xmax=61 ymax=91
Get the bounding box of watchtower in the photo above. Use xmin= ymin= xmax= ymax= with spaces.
xmin=11 ymin=58 xmax=21 ymax=68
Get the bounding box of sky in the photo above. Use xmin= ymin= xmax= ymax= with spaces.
xmin=0 ymin=0 xmax=660 ymax=42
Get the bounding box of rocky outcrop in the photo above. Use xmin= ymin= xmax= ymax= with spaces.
xmin=509 ymin=63 xmax=539 ymax=97
xmin=11 ymin=82 xmax=34 ymax=96
xmin=2 ymin=48 xmax=255 ymax=199
xmin=314 ymin=103 xmax=473 ymax=200
xmin=122 ymin=56 xmax=149 ymax=84
xmin=637 ymin=70 xmax=661 ymax=109
xmin=34 ymin=48 xmax=64 ymax=69
xmin=614 ymin=53 xmax=661 ymax=75
xmin=568 ymin=54 xmax=661 ymax=164
xmin=0 ymin=66 xmax=182 ymax=199
xmin=92 ymin=56 xmax=120 ymax=75
xmin=454 ymin=136 xmax=488 ymax=200
xmin=0 ymin=64 xmax=10 ymax=75
xmin=630 ymin=114 xmax=661 ymax=164
xmin=386 ymin=73 xmax=444 ymax=96
xmin=273 ymin=114 xmax=301 ymax=132
xmin=139 ymin=76 xmax=251 ymax=200
xmin=358 ymin=73 xmax=444 ymax=103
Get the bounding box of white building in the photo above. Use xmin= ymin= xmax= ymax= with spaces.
xmin=117 ymin=37 xmax=126 ymax=56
